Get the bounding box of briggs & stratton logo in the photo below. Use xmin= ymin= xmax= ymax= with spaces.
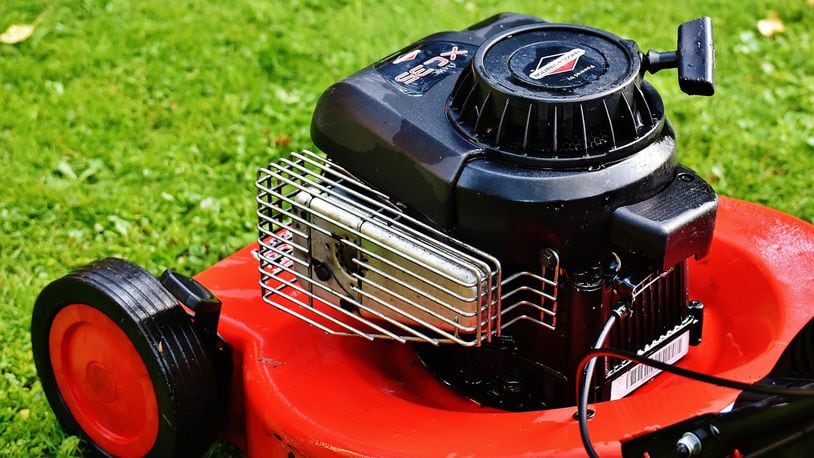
xmin=529 ymin=48 xmax=585 ymax=80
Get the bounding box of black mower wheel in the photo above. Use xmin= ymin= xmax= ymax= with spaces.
xmin=31 ymin=258 xmax=222 ymax=457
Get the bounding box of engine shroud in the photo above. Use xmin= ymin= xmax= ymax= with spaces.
xmin=302 ymin=13 xmax=717 ymax=409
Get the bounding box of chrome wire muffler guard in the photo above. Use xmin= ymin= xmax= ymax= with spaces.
xmin=256 ymin=150 xmax=503 ymax=346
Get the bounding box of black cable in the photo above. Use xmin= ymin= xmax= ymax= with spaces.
xmin=747 ymin=417 xmax=814 ymax=458
xmin=576 ymin=346 xmax=814 ymax=457
xmin=577 ymin=305 xmax=627 ymax=458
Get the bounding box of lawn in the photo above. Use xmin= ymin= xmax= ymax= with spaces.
xmin=1 ymin=0 xmax=812 ymax=455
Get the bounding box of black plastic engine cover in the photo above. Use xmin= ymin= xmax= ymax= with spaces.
xmin=311 ymin=13 xmax=712 ymax=271
xmin=312 ymin=13 xmax=544 ymax=229
xmin=611 ymin=166 xmax=717 ymax=271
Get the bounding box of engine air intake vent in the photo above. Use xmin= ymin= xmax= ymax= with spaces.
xmin=448 ymin=24 xmax=665 ymax=168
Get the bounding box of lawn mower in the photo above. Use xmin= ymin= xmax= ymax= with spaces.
xmin=30 ymin=13 xmax=814 ymax=457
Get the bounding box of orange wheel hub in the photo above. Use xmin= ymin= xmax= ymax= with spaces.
xmin=49 ymin=304 xmax=159 ymax=457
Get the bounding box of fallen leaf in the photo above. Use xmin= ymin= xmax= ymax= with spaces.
xmin=0 ymin=24 xmax=34 ymax=44
xmin=710 ymin=164 xmax=726 ymax=184
xmin=757 ymin=12 xmax=785 ymax=37
xmin=274 ymin=134 xmax=292 ymax=148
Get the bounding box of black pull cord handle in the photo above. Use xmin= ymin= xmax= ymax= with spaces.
xmin=644 ymin=17 xmax=715 ymax=96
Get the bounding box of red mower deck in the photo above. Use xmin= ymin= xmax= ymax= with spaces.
xmin=201 ymin=197 xmax=814 ymax=457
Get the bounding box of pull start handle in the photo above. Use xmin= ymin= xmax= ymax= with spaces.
xmin=644 ymin=17 xmax=715 ymax=96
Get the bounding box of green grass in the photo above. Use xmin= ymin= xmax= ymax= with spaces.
xmin=1 ymin=0 xmax=812 ymax=455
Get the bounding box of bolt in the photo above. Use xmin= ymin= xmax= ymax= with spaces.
xmin=539 ymin=248 xmax=558 ymax=268
xmin=676 ymin=431 xmax=703 ymax=457
xmin=313 ymin=261 xmax=332 ymax=281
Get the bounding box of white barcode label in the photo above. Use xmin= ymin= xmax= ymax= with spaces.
xmin=610 ymin=330 xmax=690 ymax=400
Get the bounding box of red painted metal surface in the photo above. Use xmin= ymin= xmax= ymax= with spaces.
xmin=197 ymin=197 xmax=814 ymax=457
xmin=49 ymin=304 xmax=159 ymax=458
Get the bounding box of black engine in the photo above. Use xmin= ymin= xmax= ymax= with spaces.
xmin=308 ymin=13 xmax=718 ymax=410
